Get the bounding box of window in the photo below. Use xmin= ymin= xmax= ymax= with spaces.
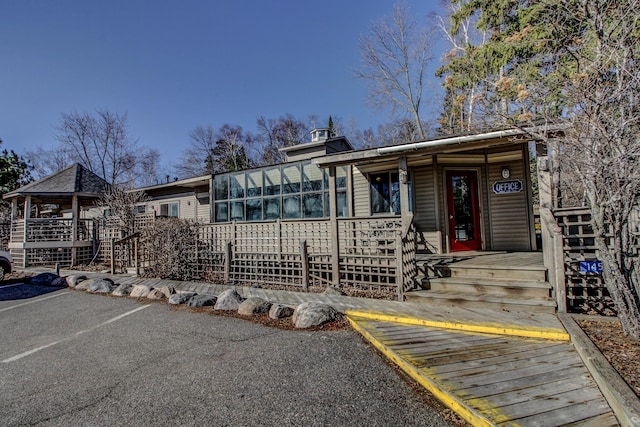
xmin=263 ymin=167 xmax=281 ymax=196
xmin=213 ymin=161 xmax=345 ymax=222
xmin=160 ymin=202 xmax=179 ymax=217
xmin=229 ymin=172 xmax=245 ymax=199
xmin=214 ymin=175 xmax=229 ymax=200
xmin=246 ymin=170 xmax=262 ymax=197
xmin=336 ymin=166 xmax=348 ymax=217
xmin=282 ymin=164 xmax=301 ymax=194
xmin=370 ymin=172 xmax=400 ymax=214
xmin=134 ymin=205 xmax=146 ymax=214
xmin=215 ymin=202 xmax=228 ymax=222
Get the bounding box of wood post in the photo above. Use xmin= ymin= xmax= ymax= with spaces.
xmin=553 ymin=232 xmax=567 ymax=313
xmin=224 ymin=240 xmax=232 ymax=283
xmin=110 ymin=238 xmax=115 ymax=274
xmin=398 ymin=157 xmax=410 ymax=228
xmin=134 ymin=238 xmax=139 ymax=277
xmin=328 ymin=166 xmax=340 ymax=286
xmin=300 ymin=239 xmax=309 ymax=291
xmin=396 ymin=236 xmax=404 ymax=301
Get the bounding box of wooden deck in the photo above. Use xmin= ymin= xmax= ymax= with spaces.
xmin=411 ymin=251 xmax=556 ymax=313
xmin=349 ymin=316 xmax=619 ymax=426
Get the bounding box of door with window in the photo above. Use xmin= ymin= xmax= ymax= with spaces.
xmin=446 ymin=170 xmax=482 ymax=251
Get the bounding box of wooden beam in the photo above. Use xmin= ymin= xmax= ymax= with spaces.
xmin=328 ymin=166 xmax=340 ymax=286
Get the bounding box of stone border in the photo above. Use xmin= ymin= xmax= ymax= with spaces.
xmin=558 ymin=313 xmax=640 ymax=427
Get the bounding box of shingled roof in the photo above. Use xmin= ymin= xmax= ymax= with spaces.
xmin=3 ymin=163 xmax=110 ymax=199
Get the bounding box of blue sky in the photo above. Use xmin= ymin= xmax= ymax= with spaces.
xmin=1 ymin=1 xmax=444 ymax=171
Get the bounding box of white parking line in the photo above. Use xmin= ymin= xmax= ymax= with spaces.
xmin=2 ymin=305 xmax=150 ymax=363
xmin=0 ymin=291 xmax=71 ymax=313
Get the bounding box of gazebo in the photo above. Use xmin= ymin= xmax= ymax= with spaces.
xmin=4 ymin=163 xmax=109 ymax=268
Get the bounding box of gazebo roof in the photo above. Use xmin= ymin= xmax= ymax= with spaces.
xmin=3 ymin=163 xmax=110 ymax=200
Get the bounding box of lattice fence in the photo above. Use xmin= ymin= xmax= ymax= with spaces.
xmin=127 ymin=217 xmax=413 ymax=295
xmin=555 ymin=207 xmax=613 ymax=314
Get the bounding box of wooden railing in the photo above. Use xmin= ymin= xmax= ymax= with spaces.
xmin=126 ymin=216 xmax=412 ymax=298
xmin=539 ymin=207 xmax=567 ymax=312
xmin=25 ymin=218 xmax=73 ymax=241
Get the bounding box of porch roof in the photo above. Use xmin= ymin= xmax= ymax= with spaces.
xmin=312 ymin=127 xmax=541 ymax=168
xmin=135 ymin=175 xmax=210 ymax=193
xmin=3 ymin=163 xmax=110 ymax=200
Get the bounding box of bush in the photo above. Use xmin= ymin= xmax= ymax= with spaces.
xmin=140 ymin=218 xmax=199 ymax=280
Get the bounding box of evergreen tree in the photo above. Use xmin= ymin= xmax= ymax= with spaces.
xmin=439 ymin=0 xmax=640 ymax=338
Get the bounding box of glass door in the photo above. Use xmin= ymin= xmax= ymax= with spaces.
xmin=446 ymin=170 xmax=482 ymax=251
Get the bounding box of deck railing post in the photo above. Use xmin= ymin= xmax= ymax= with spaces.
xmin=300 ymin=239 xmax=309 ymax=291
xmin=134 ymin=238 xmax=139 ymax=277
xmin=396 ymin=234 xmax=404 ymax=301
xmin=553 ymin=231 xmax=567 ymax=313
xmin=224 ymin=240 xmax=232 ymax=283
xmin=110 ymin=238 xmax=115 ymax=274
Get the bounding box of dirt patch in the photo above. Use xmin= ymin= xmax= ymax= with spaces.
xmin=577 ymin=318 xmax=640 ymax=398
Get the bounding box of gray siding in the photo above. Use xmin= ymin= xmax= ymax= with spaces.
xmin=413 ymin=165 xmax=436 ymax=231
xmin=487 ymin=159 xmax=532 ymax=250
xmin=352 ymin=167 xmax=369 ymax=217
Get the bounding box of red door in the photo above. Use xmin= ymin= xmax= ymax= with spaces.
xmin=446 ymin=170 xmax=482 ymax=251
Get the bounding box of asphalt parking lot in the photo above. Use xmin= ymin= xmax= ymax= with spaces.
xmin=0 ymin=283 xmax=454 ymax=426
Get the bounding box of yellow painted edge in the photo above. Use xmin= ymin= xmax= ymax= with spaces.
xmin=346 ymin=310 xmax=570 ymax=341
xmin=348 ymin=317 xmax=495 ymax=427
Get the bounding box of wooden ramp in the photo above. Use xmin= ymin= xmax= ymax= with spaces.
xmin=348 ymin=316 xmax=619 ymax=426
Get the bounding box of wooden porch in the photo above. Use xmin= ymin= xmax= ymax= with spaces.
xmin=407 ymin=251 xmax=556 ymax=313
xmin=8 ymin=217 xmax=98 ymax=268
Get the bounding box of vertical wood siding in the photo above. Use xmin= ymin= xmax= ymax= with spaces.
xmin=352 ymin=167 xmax=370 ymax=217
xmin=487 ymin=160 xmax=532 ymax=250
xmin=413 ymin=165 xmax=436 ymax=231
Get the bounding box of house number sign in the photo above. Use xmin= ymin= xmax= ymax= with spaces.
xmin=492 ymin=179 xmax=523 ymax=194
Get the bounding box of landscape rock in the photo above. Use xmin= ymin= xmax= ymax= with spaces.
xmin=292 ymin=302 xmax=338 ymax=329
xmin=214 ymin=289 xmax=244 ymax=311
xmin=147 ymin=288 xmax=167 ymax=300
xmin=30 ymin=272 xmax=60 ymax=286
xmin=169 ymin=292 xmax=196 ymax=305
xmin=324 ymin=286 xmax=345 ymax=296
xmin=269 ymin=304 xmax=295 ymax=319
xmin=238 ymin=297 xmax=272 ymax=316
xmin=130 ymin=285 xmax=152 ymax=298
xmin=51 ymin=276 xmax=68 ymax=287
xmin=112 ymin=283 xmax=133 ymax=297
xmin=87 ymin=278 xmax=116 ymax=293
xmin=187 ymin=294 xmax=217 ymax=307
xmin=74 ymin=278 xmax=95 ymax=291
xmin=157 ymin=286 xmax=176 ymax=298
xmin=66 ymin=275 xmax=87 ymax=287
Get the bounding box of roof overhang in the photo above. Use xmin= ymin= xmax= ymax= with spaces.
xmin=313 ymin=125 xmax=562 ymax=168
xmin=134 ymin=175 xmax=211 ymax=193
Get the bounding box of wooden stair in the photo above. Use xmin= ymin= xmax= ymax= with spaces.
xmin=406 ymin=253 xmax=556 ymax=313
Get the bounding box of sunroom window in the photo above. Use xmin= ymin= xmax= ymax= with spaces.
xmin=214 ymin=161 xmax=347 ymax=222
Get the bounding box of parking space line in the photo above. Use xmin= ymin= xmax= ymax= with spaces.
xmin=0 ymin=291 xmax=71 ymax=313
xmin=2 ymin=305 xmax=150 ymax=363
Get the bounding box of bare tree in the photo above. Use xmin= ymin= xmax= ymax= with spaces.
xmin=24 ymin=146 xmax=69 ymax=180
xmin=255 ymin=114 xmax=309 ymax=165
xmin=176 ymin=124 xmax=254 ymax=177
xmin=54 ymin=109 xmax=142 ymax=185
xmin=355 ymin=2 xmax=434 ymax=140
xmin=96 ymin=186 xmax=149 ymax=237
xmin=175 ymin=125 xmax=217 ymax=178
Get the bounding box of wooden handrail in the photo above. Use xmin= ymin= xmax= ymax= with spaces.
xmin=114 ymin=232 xmax=140 ymax=245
